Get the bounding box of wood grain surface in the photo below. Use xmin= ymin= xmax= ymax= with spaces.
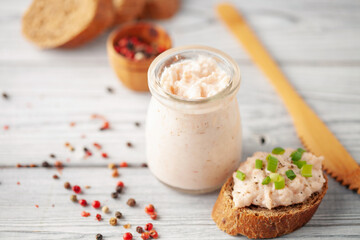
xmin=0 ymin=0 xmax=359 ymax=239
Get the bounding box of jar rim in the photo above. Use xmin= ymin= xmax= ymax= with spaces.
xmin=147 ymin=45 xmax=241 ymax=105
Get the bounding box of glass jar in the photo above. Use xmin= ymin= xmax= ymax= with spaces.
xmin=146 ymin=46 xmax=242 ymax=193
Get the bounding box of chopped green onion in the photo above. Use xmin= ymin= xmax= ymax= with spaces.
xmin=301 ymin=164 xmax=313 ymax=177
xmin=255 ymin=159 xmax=263 ymax=169
xmin=266 ymin=155 xmax=278 ymax=173
xmin=294 ymin=160 xmax=307 ymax=169
xmin=272 ymin=147 xmax=285 ymax=155
xmin=269 ymin=173 xmax=280 ymax=182
xmin=262 ymin=176 xmax=271 ymax=185
xmin=274 ymin=175 xmax=285 ymax=189
xmin=285 ymin=170 xmax=296 ymax=180
xmin=290 ymin=148 xmax=306 ymax=161
xmin=236 ymin=170 xmax=246 ymax=181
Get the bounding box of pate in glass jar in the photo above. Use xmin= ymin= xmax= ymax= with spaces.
xmin=146 ymin=46 xmax=242 ymax=193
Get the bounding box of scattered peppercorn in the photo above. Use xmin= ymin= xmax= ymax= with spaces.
xmin=64 ymin=182 xmax=71 ymax=189
xmin=141 ymin=163 xmax=148 ymax=168
xmin=101 ymin=152 xmax=108 ymax=158
xmin=111 ymin=192 xmax=118 ymax=199
xmin=126 ymin=142 xmax=133 ymax=148
xmin=123 ymin=223 xmax=131 ymax=229
xmin=72 ymin=185 xmax=81 ymax=194
xmin=93 ymin=142 xmax=102 ymax=150
xmin=54 ymin=161 xmax=63 ymax=169
xmin=112 ymin=169 xmax=119 ymax=178
xmin=102 ymin=206 xmax=109 ymax=213
xmin=149 ymin=229 xmax=158 ymax=239
xmin=108 ymin=163 xmax=116 ymax=169
xmin=100 ymin=121 xmax=110 ymax=131
xmin=69 ymin=122 xmax=76 ymax=127
xmin=35 ymin=204 xmax=39 ymax=208
xmin=70 ymin=195 xmax=78 ymax=202
xmin=96 ymin=214 xmax=102 ymax=221
xmin=120 ymin=162 xmax=128 ymax=168
xmin=150 ymin=213 xmax=157 ymax=220
xmin=81 ymin=211 xmax=91 ymax=217
xmin=50 ymin=154 xmax=56 ymax=158
xmin=52 ymin=174 xmax=59 ymax=179
xmin=123 ymin=232 xmax=133 ymax=240
xmin=85 ymin=185 xmax=91 ymax=189
xmin=92 ymin=200 xmax=101 ymax=209
xmin=30 ymin=164 xmax=37 ymax=168
xmin=145 ymin=204 xmax=155 ymax=214
xmin=106 ymin=87 xmax=114 ymax=94
xmin=127 ymin=198 xmax=136 ymax=207
xmin=136 ymin=226 xmax=144 ymax=233
xmin=16 ymin=163 xmax=22 ymax=168
xmin=145 ymin=223 xmax=153 ymax=231
xmin=109 ymin=217 xmax=117 ymax=226
xmin=116 ymin=186 xmax=123 ymax=193
xmin=96 ymin=233 xmax=103 ymax=240
xmin=79 ymin=199 xmax=88 ymax=207
xmin=2 ymin=92 xmax=9 ymax=99
xmin=115 ymin=211 xmax=122 ymax=219
xmin=141 ymin=232 xmax=150 ymax=240
xmin=135 ymin=122 xmax=140 ymax=127
xmin=42 ymin=161 xmax=51 ymax=168
xmin=117 ymin=181 xmax=124 ymax=187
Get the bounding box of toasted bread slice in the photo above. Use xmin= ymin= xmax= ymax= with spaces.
xmin=112 ymin=0 xmax=146 ymax=25
xmin=22 ymin=0 xmax=114 ymax=48
xmin=212 ymin=174 xmax=328 ymax=239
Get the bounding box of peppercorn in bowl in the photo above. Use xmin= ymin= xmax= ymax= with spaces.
xmin=107 ymin=22 xmax=172 ymax=91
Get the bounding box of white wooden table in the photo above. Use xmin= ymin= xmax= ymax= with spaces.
xmin=1 ymin=0 xmax=360 ymax=239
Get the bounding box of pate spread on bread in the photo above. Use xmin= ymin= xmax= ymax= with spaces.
xmin=232 ymin=148 xmax=326 ymax=209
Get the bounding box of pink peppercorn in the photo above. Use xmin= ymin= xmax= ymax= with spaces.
xmin=72 ymin=185 xmax=81 ymax=194
xmin=92 ymin=200 xmax=101 ymax=209
xmin=123 ymin=232 xmax=133 ymax=240
xmin=96 ymin=214 xmax=102 ymax=221
xmin=141 ymin=232 xmax=150 ymax=240
xmin=101 ymin=152 xmax=108 ymax=158
xmin=79 ymin=199 xmax=87 ymax=207
xmin=144 ymin=223 xmax=153 ymax=231
xmin=81 ymin=211 xmax=90 ymax=217
xmin=120 ymin=162 xmax=128 ymax=168
xmin=117 ymin=181 xmax=124 ymax=187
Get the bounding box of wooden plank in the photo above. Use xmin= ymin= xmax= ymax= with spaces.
xmin=0 ymin=168 xmax=359 ymax=239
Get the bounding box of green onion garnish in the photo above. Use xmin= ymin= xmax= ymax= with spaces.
xmin=294 ymin=160 xmax=307 ymax=169
xmin=290 ymin=148 xmax=306 ymax=161
xmin=272 ymin=147 xmax=285 ymax=155
xmin=274 ymin=175 xmax=285 ymax=189
xmin=255 ymin=159 xmax=263 ymax=169
xmin=269 ymin=173 xmax=280 ymax=182
xmin=301 ymin=164 xmax=313 ymax=177
xmin=236 ymin=170 xmax=246 ymax=181
xmin=262 ymin=176 xmax=271 ymax=185
xmin=266 ymin=155 xmax=278 ymax=173
xmin=285 ymin=170 xmax=296 ymax=180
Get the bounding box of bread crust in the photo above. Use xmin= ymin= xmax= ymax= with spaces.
xmin=212 ymin=174 xmax=328 ymax=238
xmin=140 ymin=0 xmax=180 ymax=19
xmin=112 ymin=0 xmax=146 ymax=25
xmin=22 ymin=0 xmax=114 ymax=48
xmin=61 ymin=0 xmax=114 ymax=48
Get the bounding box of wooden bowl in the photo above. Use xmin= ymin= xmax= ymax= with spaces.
xmin=107 ymin=22 xmax=172 ymax=91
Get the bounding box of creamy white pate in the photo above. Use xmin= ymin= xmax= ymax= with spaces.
xmin=160 ymin=56 xmax=230 ymax=99
xmin=232 ymin=149 xmax=326 ymax=209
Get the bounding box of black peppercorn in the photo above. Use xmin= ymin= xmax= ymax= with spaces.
xmin=136 ymin=226 xmax=144 ymax=233
xmin=50 ymin=154 xmax=56 ymax=158
xmin=115 ymin=186 xmax=123 ymax=193
xmin=127 ymin=198 xmax=136 ymax=207
xmin=141 ymin=163 xmax=148 ymax=168
xmin=2 ymin=92 xmax=9 ymax=99
xmin=96 ymin=233 xmax=103 ymax=240
xmin=115 ymin=211 xmax=122 ymax=219
xmin=126 ymin=142 xmax=133 ymax=148
xmin=42 ymin=161 xmax=51 ymax=168
xmin=64 ymin=182 xmax=71 ymax=189
xmin=111 ymin=192 xmax=118 ymax=199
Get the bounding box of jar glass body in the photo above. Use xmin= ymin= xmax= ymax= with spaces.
xmin=146 ymin=46 xmax=242 ymax=193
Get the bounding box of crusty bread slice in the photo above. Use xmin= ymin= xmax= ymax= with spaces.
xmin=22 ymin=0 xmax=114 ymax=48
xmin=212 ymin=174 xmax=328 ymax=239
xmin=112 ymin=0 xmax=146 ymax=25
